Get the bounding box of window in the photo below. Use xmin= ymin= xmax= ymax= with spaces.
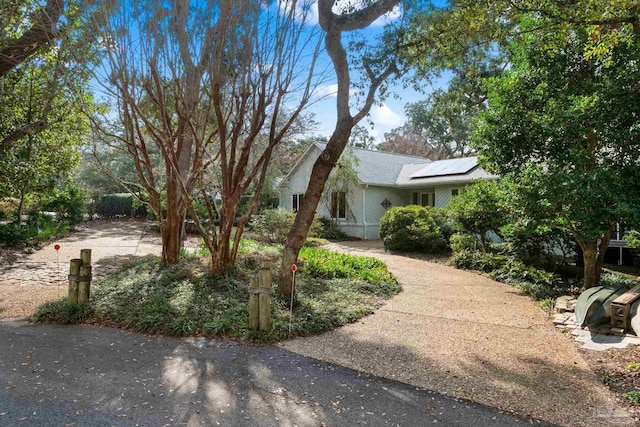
xmin=420 ymin=192 xmax=435 ymax=207
xmin=330 ymin=191 xmax=346 ymax=219
xmin=292 ymin=193 xmax=304 ymax=212
xmin=412 ymin=190 xmax=435 ymax=207
xmin=451 ymin=189 xmax=459 ymax=197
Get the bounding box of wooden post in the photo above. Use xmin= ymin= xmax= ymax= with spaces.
xmin=78 ymin=265 xmax=92 ymax=304
xmin=68 ymin=259 xmax=82 ymax=304
xmin=258 ymin=262 xmax=272 ymax=331
xmin=80 ymin=249 xmax=91 ymax=266
xmin=79 ymin=249 xmax=92 ymax=303
xmin=249 ymin=276 xmax=260 ymax=331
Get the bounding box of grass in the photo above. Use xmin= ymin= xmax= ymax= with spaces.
xmin=34 ymin=245 xmax=400 ymax=342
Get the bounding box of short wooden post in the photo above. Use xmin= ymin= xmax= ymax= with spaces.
xmin=79 ymin=249 xmax=92 ymax=304
xmin=258 ymin=262 xmax=272 ymax=331
xmin=80 ymin=249 xmax=91 ymax=266
xmin=249 ymin=276 xmax=260 ymax=330
xmin=68 ymin=259 xmax=82 ymax=304
xmin=78 ymin=265 xmax=92 ymax=304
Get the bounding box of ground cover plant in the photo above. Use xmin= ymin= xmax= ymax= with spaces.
xmin=34 ymin=242 xmax=399 ymax=342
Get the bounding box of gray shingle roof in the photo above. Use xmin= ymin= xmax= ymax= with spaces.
xmin=314 ymin=142 xmax=431 ymax=186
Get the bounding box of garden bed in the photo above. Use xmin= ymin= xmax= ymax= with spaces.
xmin=34 ymin=242 xmax=400 ymax=342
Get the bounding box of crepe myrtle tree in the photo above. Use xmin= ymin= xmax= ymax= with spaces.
xmin=473 ymin=23 xmax=640 ymax=288
xmin=91 ymin=0 xmax=323 ymax=270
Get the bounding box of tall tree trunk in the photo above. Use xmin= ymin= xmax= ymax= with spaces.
xmin=161 ymin=172 xmax=184 ymax=266
xmin=280 ymin=120 xmax=353 ymax=294
xmin=278 ymin=0 xmax=400 ymax=295
xmin=580 ymin=240 xmax=599 ymax=289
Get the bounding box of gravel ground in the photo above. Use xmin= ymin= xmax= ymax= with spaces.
xmin=278 ymin=241 xmax=636 ymax=427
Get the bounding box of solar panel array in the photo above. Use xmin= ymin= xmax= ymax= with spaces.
xmin=409 ymin=157 xmax=478 ymax=179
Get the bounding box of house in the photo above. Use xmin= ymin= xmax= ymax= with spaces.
xmin=277 ymin=142 xmax=497 ymax=240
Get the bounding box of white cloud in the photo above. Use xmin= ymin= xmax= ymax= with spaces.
xmin=369 ymin=103 xmax=405 ymax=128
xmin=315 ymin=83 xmax=338 ymax=98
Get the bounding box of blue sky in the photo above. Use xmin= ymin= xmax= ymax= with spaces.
xmin=297 ymin=0 xmax=451 ymax=143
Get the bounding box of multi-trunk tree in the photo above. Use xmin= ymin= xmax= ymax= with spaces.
xmin=93 ymin=1 xmax=322 ymax=270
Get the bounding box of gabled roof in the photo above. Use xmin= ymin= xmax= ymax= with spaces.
xmin=278 ymin=141 xmax=496 ymax=189
xmin=313 ymin=143 xmax=431 ymax=186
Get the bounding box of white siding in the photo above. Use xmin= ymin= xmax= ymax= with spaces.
xmin=435 ymin=184 xmax=463 ymax=208
xmin=278 ymin=146 xmax=321 ymax=212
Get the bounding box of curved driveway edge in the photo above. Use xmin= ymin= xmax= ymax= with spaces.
xmin=0 ymin=320 xmax=546 ymax=427
xmin=278 ymin=241 xmax=635 ymax=427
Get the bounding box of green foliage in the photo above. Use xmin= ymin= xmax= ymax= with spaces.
xmin=449 ymin=233 xmax=477 ymax=253
xmin=250 ymin=209 xmax=321 ymax=244
xmin=448 ymin=249 xmax=506 ymax=273
xmin=600 ymin=271 xmax=639 ymax=290
xmin=0 ymin=213 xmax=73 ymax=245
xmin=34 ymin=250 xmax=399 ymax=342
xmin=97 ymin=193 xmax=144 ymax=217
xmin=489 ymin=260 xmax=560 ymax=295
xmin=628 ymin=363 xmax=640 ymax=371
xmin=40 ymin=180 xmax=87 ymax=223
xmin=299 ymin=247 xmax=398 ymax=288
xmin=626 ymin=230 xmax=640 ymax=250
xmin=473 ymin=24 xmax=640 ymax=250
xmin=624 ymin=391 xmax=640 ymax=405
xmin=379 ymin=205 xmax=449 ymax=253
xmin=447 ymin=180 xmax=507 ymax=248
xmin=315 ymin=217 xmax=350 ymax=241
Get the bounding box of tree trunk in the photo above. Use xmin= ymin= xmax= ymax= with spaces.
xmin=580 ymin=240 xmax=599 ymax=289
xmin=161 ymin=173 xmax=184 ymax=266
xmin=279 ymin=120 xmax=353 ymax=294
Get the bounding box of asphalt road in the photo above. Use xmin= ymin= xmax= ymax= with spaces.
xmin=0 ymin=320 xmax=552 ymax=427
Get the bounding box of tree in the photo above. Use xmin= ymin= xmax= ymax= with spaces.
xmin=0 ymin=0 xmax=65 ymax=78
xmin=348 ymin=124 xmax=376 ymax=149
xmin=378 ymin=123 xmax=431 ymax=157
xmin=92 ymin=1 xmax=322 ymax=270
xmin=279 ymin=0 xmax=403 ymax=295
xmin=447 ymin=179 xmax=506 ymax=250
xmin=473 ymin=24 xmax=640 ymax=288
xmin=0 ymin=34 xmax=91 ymax=219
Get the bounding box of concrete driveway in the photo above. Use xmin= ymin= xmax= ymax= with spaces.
xmin=279 ymin=241 xmax=635 ymax=427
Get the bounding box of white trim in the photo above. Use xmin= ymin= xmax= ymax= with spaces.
xmin=362 ymin=185 xmax=368 ymax=240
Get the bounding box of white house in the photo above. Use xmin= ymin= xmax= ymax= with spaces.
xmin=277 ymin=142 xmax=497 ymax=240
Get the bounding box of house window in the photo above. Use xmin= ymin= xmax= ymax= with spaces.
xmin=292 ymin=193 xmax=304 ymax=212
xmin=451 ymin=189 xmax=459 ymax=197
xmin=330 ymin=191 xmax=346 ymax=219
xmin=412 ymin=190 xmax=435 ymax=207
xmin=420 ymin=192 xmax=435 ymax=207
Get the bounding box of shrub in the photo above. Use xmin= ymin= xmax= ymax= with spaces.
xmin=447 ymin=180 xmax=507 ymax=248
xmin=450 ymin=233 xmax=478 ymax=253
xmin=40 ymin=180 xmax=87 ymax=224
xmin=489 ymin=259 xmax=570 ymax=299
xmin=98 ymin=194 xmax=133 ymax=217
xmin=315 ymin=217 xmax=350 ymax=241
xmin=448 ymin=249 xmax=506 ymax=272
xmin=299 ymin=246 xmax=397 ymax=286
xmin=250 ymin=209 xmax=322 ymax=244
xmin=379 ymin=205 xmax=449 ymax=253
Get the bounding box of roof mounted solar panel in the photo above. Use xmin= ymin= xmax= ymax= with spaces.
xmin=409 ymin=157 xmax=478 ymax=179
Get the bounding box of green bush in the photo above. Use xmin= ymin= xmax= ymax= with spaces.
xmin=448 ymin=249 xmax=506 ymax=272
xmin=40 ymin=180 xmax=87 ymax=224
xmin=379 ymin=205 xmax=449 ymax=253
xmin=450 ymin=233 xmax=478 ymax=253
xmin=315 ymin=217 xmax=350 ymax=241
xmin=489 ymin=259 xmax=570 ymax=299
xmin=250 ymin=209 xmax=321 ymax=244
xmin=299 ymin=246 xmax=398 ymax=286
xmin=98 ymin=194 xmax=133 ymax=217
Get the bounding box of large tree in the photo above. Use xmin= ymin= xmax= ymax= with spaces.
xmin=92 ymin=1 xmax=322 ymax=270
xmin=279 ymin=0 xmax=403 ymax=294
xmin=473 ymin=23 xmax=640 ymax=288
